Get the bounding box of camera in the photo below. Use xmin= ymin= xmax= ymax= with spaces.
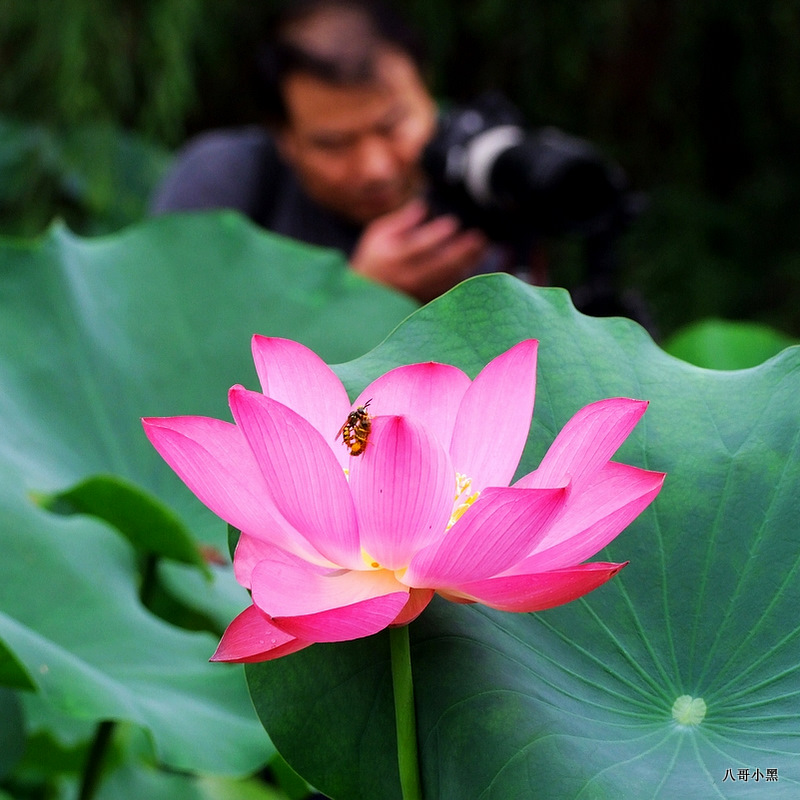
xmin=423 ymin=93 xmax=652 ymax=327
xmin=423 ymin=93 xmax=634 ymax=240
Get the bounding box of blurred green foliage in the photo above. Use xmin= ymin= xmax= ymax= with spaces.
xmin=662 ymin=317 xmax=798 ymax=370
xmin=2 ymin=0 xmax=799 ymax=335
xmin=0 ymin=116 xmax=170 ymax=237
xmin=0 ymin=0 xmax=209 ymax=141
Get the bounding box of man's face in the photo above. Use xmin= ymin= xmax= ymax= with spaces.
xmin=278 ymin=48 xmax=437 ymax=225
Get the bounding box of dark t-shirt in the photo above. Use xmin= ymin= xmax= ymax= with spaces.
xmin=150 ymin=127 xmax=364 ymax=256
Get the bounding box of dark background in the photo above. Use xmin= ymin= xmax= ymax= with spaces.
xmin=2 ymin=0 xmax=799 ymax=338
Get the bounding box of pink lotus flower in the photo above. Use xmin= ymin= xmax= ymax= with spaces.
xmin=143 ymin=337 xmax=664 ymax=662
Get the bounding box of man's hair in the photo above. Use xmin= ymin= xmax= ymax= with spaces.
xmin=254 ymin=0 xmax=427 ymax=124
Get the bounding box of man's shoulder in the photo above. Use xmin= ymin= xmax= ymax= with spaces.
xmin=150 ymin=126 xmax=283 ymax=215
xmin=173 ymin=126 xmax=277 ymax=165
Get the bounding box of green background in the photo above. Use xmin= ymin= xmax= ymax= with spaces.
xmin=2 ymin=0 xmax=800 ymax=338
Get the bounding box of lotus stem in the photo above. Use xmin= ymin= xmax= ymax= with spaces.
xmin=390 ymin=625 xmax=422 ymax=800
xmin=78 ymin=719 xmax=115 ymax=800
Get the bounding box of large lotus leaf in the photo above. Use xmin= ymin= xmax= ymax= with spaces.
xmin=97 ymin=771 xmax=291 ymax=800
xmin=0 ymin=216 xmax=416 ymax=775
xmin=9 ymin=717 xmax=289 ymax=800
xmin=0 ymin=466 xmax=270 ymax=775
xmin=90 ymin=723 xmax=293 ymax=800
xmin=0 ymin=214 xmax=414 ymax=524
xmin=0 ymin=213 xmax=414 ymax=549
xmin=41 ymin=473 xmax=211 ymax=577
xmin=663 ymin=318 xmax=798 ymax=370
xmin=247 ymin=275 xmax=800 ymax=799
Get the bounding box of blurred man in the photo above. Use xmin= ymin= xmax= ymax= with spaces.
xmin=151 ymin=0 xmax=488 ymax=302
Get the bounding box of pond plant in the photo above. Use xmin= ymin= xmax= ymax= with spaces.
xmin=1 ymin=216 xmax=798 ymax=798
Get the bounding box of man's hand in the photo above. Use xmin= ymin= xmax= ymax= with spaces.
xmin=350 ymin=199 xmax=488 ymax=303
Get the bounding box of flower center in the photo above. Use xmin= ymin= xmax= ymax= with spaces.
xmin=672 ymin=695 xmax=707 ymax=726
xmin=352 ymin=472 xmax=480 ymax=565
xmin=449 ymin=472 xmax=480 ymax=529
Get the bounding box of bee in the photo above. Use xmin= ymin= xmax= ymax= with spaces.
xmin=337 ymin=400 xmax=372 ymax=456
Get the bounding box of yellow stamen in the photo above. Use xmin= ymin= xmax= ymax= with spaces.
xmin=449 ymin=472 xmax=480 ymax=529
xmin=361 ymin=548 xmax=382 ymax=570
xmin=454 ymin=472 xmax=472 ymax=498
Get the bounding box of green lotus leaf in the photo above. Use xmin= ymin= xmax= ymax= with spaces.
xmin=88 ymin=724 xmax=295 ymax=800
xmin=663 ymin=318 xmax=798 ymax=370
xmin=0 ymin=470 xmax=270 ymax=775
xmin=0 ymin=214 xmax=416 ymax=779
xmin=248 ymin=276 xmax=800 ymax=799
xmin=39 ymin=473 xmax=211 ymax=577
xmin=95 ymin=769 xmax=292 ymax=800
xmin=0 ymin=641 xmax=33 ymax=691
